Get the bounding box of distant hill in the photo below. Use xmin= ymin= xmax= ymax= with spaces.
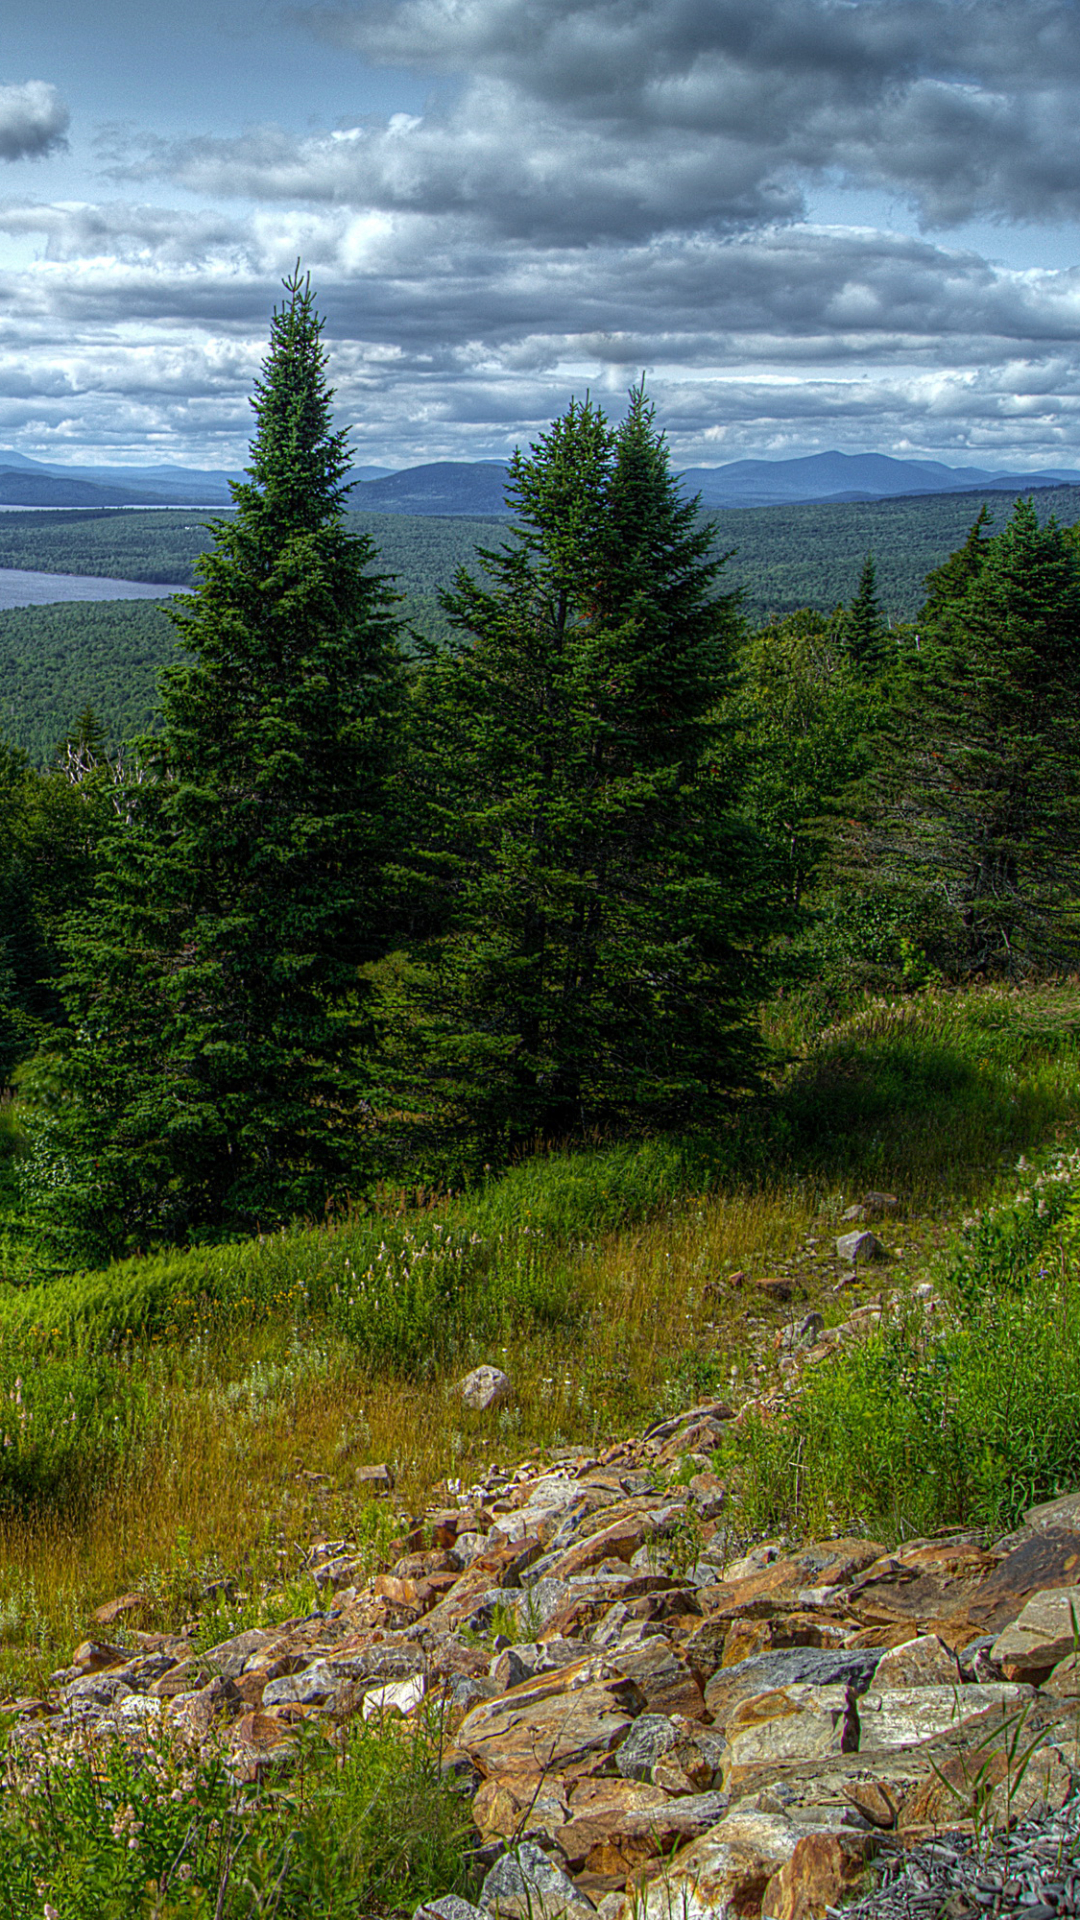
xmin=350 ymin=462 xmax=511 ymax=517
xmin=681 ymin=450 xmax=1080 ymax=509
xmin=1 ymin=444 xmax=1077 ymax=514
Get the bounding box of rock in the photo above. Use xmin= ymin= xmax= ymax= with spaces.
xmin=855 ymin=1682 xmax=1034 ymax=1751
xmin=453 ymin=1660 xmax=645 ymax=1778
xmin=870 ymin=1635 xmax=960 ymax=1690
xmin=761 ymin=1831 xmax=872 ymax=1920
xmin=556 ymin=1788 xmax=730 ymax=1877
xmin=461 ymin=1367 xmax=513 ymax=1412
xmin=480 ymin=1840 xmax=594 ymax=1920
xmin=1024 ymin=1489 xmax=1080 ymax=1535
xmin=898 ymin=1739 xmax=1075 ymax=1834
xmin=796 ymin=1314 xmax=825 ymax=1349
xmin=416 ymin=1901 xmax=488 ymax=1920
xmin=70 ymin=1639 xmax=130 ymax=1674
xmin=91 ymin=1594 xmax=149 ymax=1629
xmin=362 ymin=1675 xmax=425 ymax=1719
xmin=704 ymin=1649 xmax=882 ymax=1730
xmin=615 ymin=1713 xmax=679 ymax=1780
xmin=356 ymin=1463 xmax=394 ymax=1493
xmin=617 ymin=1808 xmax=799 ymax=1920
xmin=202 ymin=1628 xmax=279 ymax=1679
xmin=609 ymin=1639 xmax=705 ymax=1720
xmin=721 ymin=1686 xmax=857 ymax=1788
xmin=834 ymin=1232 xmax=884 ymax=1264
xmin=263 ymin=1661 xmax=342 ymax=1708
xmin=991 ymin=1585 xmax=1080 ymax=1679
xmin=755 ymin=1278 xmax=796 ymax=1304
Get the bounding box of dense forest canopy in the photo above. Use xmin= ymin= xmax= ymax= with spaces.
xmin=2 ymin=485 xmax=1079 ymax=764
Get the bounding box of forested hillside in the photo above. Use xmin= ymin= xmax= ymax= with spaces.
xmin=3 ymin=484 xmax=1079 ymax=761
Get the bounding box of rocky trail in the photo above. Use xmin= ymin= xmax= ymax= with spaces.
xmin=11 ymin=1262 xmax=1080 ymax=1920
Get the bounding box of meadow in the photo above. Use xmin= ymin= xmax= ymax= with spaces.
xmin=0 ymin=983 xmax=1078 ymax=1701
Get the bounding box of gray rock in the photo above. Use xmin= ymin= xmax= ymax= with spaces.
xmin=460 ymin=1366 xmax=513 ymax=1411
xmin=835 ymin=1230 xmax=885 ymax=1263
xmin=262 ymin=1661 xmax=340 ymax=1707
xmin=481 ymin=1841 xmax=594 ymax=1919
xmin=201 ymin=1627 xmax=278 ymax=1679
xmin=704 ymin=1647 xmax=883 ymax=1726
xmin=416 ymin=1900 xmax=487 ymax=1920
xmin=616 ymin=1713 xmax=680 ymax=1779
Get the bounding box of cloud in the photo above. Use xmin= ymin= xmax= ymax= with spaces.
xmin=0 ymin=82 xmax=69 ymax=162
xmin=2 ymin=207 xmax=1080 ymax=469
xmin=273 ymin=0 xmax=1080 ymax=235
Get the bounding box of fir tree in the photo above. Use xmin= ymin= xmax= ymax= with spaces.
xmin=382 ymin=387 xmax=773 ymax=1159
xmin=843 ymin=552 xmax=888 ymax=672
xmin=43 ymin=271 xmax=403 ymax=1250
xmin=851 ymin=498 xmax=1080 ymax=974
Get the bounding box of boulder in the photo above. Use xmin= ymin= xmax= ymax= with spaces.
xmin=834 ymin=1232 xmax=884 ymax=1264
xmin=461 ymin=1367 xmax=513 ymax=1411
xmin=761 ymin=1831 xmax=872 ymax=1920
xmin=614 ymin=1809 xmax=799 ymax=1920
xmin=855 ymin=1682 xmax=1033 ymax=1751
xmin=991 ymin=1586 xmax=1080 ymax=1679
xmin=481 ymin=1840 xmax=594 ymax=1920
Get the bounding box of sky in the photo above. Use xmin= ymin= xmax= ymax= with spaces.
xmin=3 ymin=0 xmax=1080 ymax=471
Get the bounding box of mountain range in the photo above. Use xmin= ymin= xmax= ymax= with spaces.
xmin=0 ymin=447 xmax=1078 ymax=515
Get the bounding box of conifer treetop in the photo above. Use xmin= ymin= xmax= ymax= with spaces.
xmin=230 ymin=265 xmax=353 ymax=538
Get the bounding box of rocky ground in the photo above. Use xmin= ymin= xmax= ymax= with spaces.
xmin=10 ymin=1256 xmax=1080 ymax=1920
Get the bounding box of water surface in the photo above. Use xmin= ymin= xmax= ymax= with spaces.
xmin=0 ymin=569 xmax=181 ymax=610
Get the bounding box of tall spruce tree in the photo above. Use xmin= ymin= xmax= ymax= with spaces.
xmin=843 ymin=553 xmax=888 ymax=672
xmin=382 ymin=387 xmax=773 ymax=1159
xmin=40 ymin=272 xmax=403 ymax=1252
xmin=849 ymin=498 xmax=1080 ymax=975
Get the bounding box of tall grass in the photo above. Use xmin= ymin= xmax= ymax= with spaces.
xmin=0 ymin=984 xmax=1076 ymax=1685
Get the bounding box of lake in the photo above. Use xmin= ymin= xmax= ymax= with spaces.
xmin=0 ymin=569 xmax=181 ymax=610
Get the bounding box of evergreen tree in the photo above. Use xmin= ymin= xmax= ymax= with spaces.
xmin=382 ymin=387 xmax=773 ymax=1159
xmin=850 ymin=499 xmax=1080 ymax=975
xmin=42 ymin=272 xmax=403 ymax=1251
xmin=843 ymin=552 xmax=888 ymax=672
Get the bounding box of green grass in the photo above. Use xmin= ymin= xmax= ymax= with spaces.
xmin=0 ymin=982 xmax=1076 ymax=1693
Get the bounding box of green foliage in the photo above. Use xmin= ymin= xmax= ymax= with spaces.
xmin=734 ymin=608 xmax=872 ymax=916
xmin=0 ymin=1708 xmax=469 ymax=1918
xmin=847 ymin=499 xmax=1080 ymax=976
xmin=725 ymin=1146 xmax=1080 ymax=1542
xmin=380 ymin=385 xmax=775 ymax=1159
xmin=37 ymin=274 xmax=406 ymax=1254
xmin=841 ymin=551 xmax=889 ymax=671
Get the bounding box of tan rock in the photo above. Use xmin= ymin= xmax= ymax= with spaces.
xmin=609 ymin=1640 xmax=706 ymax=1721
xmin=722 ymin=1686 xmax=855 ymax=1788
xmin=899 ymin=1740 xmax=1074 ymax=1833
xmin=761 ymin=1832 xmax=871 ymax=1920
xmin=991 ymin=1586 xmax=1080 ymax=1679
xmin=870 ymin=1635 xmax=960 ymax=1690
xmin=472 ymin=1773 xmax=570 ymax=1842
xmin=613 ymin=1809 xmax=798 ymax=1920
xmin=560 ymin=1790 xmax=730 ymax=1878
xmin=1043 ymin=1651 xmax=1080 ymax=1697
xmin=71 ymin=1640 xmax=130 ymax=1674
xmin=453 ymin=1659 xmax=645 ymax=1778
xmin=91 ymin=1594 xmax=149 ymax=1629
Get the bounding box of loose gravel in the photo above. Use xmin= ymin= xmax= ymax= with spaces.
xmin=837 ymin=1798 xmax=1080 ymax=1920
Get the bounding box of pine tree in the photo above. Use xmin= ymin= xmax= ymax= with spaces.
xmin=843 ymin=553 xmax=888 ymax=672
xmin=382 ymin=387 xmax=773 ymax=1159
xmin=852 ymin=499 xmax=1080 ymax=974
xmin=44 ymin=271 xmax=403 ymax=1250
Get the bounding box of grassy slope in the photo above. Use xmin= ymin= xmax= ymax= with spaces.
xmin=0 ymin=984 xmax=1079 ymax=1693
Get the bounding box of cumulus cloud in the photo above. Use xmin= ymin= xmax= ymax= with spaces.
xmin=269 ymin=0 xmax=1080 ymax=237
xmin=0 ymin=81 xmax=69 ymax=162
